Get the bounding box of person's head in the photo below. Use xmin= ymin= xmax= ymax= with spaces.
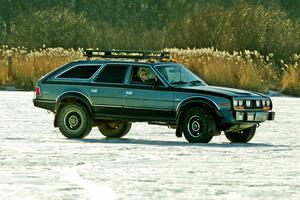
xmin=138 ymin=68 xmax=149 ymax=82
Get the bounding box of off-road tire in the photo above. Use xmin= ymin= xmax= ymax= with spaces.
xmin=98 ymin=121 xmax=132 ymax=138
xmin=57 ymin=104 xmax=92 ymax=138
xmin=183 ymin=107 xmax=215 ymax=143
xmin=225 ymin=126 xmax=256 ymax=143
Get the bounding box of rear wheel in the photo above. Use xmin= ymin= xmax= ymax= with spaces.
xmin=183 ymin=107 xmax=215 ymax=143
xmin=57 ymin=104 xmax=92 ymax=138
xmin=225 ymin=126 xmax=256 ymax=143
xmin=98 ymin=121 xmax=132 ymax=138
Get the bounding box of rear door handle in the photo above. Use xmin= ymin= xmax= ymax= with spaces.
xmin=125 ymin=91 xmax=133 ymax=96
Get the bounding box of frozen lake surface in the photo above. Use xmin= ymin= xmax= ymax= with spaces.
xmin=0 ymin=91 xmax=299 ymax=200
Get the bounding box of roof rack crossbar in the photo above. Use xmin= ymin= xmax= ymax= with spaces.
xmin=84 ymin=50 xmax=170 ymax=60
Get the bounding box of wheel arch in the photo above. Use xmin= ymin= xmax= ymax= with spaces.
xmin=54 ymin=91 xmax=93 ymax=127
xmin=175 ymin=97 xmax=223 ymax=137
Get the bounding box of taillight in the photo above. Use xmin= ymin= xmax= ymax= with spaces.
xmin=36 ymin=86 xmax=41 ymax=96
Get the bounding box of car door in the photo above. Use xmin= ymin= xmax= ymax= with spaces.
xmin=123 ymin=65 xmax=175 ymax=121
xmin=90 ymin=64 xmax=129 ymax=117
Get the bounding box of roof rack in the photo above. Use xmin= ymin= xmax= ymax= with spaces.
xmin=83 ymin=49 xmax=171 ymax=61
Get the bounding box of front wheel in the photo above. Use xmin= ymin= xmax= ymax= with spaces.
xmin=98 ymin=121 xmax=132 ymax=138
xmin=57 ymin=104 xmax=92 ymax=138
xmin=225 ymin=126 xmax=256 ymax=143
xmin=183 ymin=107 xmax=216 ymax=143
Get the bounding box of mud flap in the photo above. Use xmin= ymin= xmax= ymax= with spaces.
xmin=54 ymin=113 xmax=58 ymax=127
xmin=175 ymin=122 xmax=183 ymax=137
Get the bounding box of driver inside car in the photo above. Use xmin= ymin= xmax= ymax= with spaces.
xmin=137 ymin=68 xmax=157 ymax=84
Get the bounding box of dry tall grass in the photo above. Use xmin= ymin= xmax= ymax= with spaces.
xmin=0 ymin=47 xmax=82 ymax=89
xmin=170 ymin=48 xmax=278 ymax=93
xmin=0 ymin=47 xmax=299 ymax=96
xmin=281 ymin=54 xmax=300 ymax=96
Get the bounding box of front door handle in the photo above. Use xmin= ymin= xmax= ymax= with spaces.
xmin=91 ymin=89 xmax=98 ymax=93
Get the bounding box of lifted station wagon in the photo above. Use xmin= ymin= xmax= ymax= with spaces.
xmin=33 ymin=50 xmax=275 ymax=143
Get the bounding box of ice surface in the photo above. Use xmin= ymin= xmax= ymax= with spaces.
xmin=0 ymin=91 xmax=299 ymax=200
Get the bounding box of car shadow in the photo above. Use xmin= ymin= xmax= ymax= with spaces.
xmin=74 ymin=138 xmax=282 ymax=148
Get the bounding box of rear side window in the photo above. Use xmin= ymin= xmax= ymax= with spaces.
xmin=95 ymin=65 xmax=128 ymax=83
xmin=57 ymin=65 xmax=100 ymax=79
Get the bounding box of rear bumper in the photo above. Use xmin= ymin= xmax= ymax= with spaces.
xmin=33 ymin=99 xmax=56 ymax=112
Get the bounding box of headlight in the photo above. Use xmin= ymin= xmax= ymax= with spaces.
xmin=256 ymin=100 xmax=261 ymax=107
xmin=233 ymin=99 xmax=245 ymax=110
xmin=246 ymin=100 xmax=252 ymax=107
xmin=266 ymin=100 xmax=271 ymax=107
xmin=233 ymin=100 xmax=238 ymax=107
xmin=238 ymin=100 xmax=244 ymax=106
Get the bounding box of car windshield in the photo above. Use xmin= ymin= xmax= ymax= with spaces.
xmin=156 ymin=64 xmax=207 ymax=86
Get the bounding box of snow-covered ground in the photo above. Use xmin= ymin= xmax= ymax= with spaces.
xmin=0 ymin=91 xmax=299 ymax=200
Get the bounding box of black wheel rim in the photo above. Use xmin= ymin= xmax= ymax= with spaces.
xmin=187 ymin=115 xmax=203 ymax=137
xmin=64 ymin=111 xmax=82 ymax=131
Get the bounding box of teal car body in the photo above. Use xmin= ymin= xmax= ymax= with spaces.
xmin=33 ymin=50 xmax=275 ymax=143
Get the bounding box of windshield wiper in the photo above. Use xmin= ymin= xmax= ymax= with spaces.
xmin=170 ymin=81 xmax=189 ymax=85
xmin=190 ymin=80 xmax=203 ymax=85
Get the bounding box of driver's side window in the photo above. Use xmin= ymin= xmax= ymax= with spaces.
xmin=130 ymin=66 xmax=163 ymax=86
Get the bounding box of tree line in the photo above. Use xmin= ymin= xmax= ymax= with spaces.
xmin=0 ymin=0 xmax=300 ymax=60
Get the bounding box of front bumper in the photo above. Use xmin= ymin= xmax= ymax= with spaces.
xmin=235 ymin=111 xmax=275 ymax=122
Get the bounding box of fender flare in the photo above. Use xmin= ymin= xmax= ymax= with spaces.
xmin=54 ymin=91 xmax=93 ymax=127
xmin=176 ymin=97 xmax=223 ymax=120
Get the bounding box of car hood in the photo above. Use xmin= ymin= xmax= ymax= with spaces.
xmin=181 ymin=85 xmax=267 ymax=98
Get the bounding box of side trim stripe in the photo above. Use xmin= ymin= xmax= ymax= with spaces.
xmin=93 ymin=104 xmax=173 ymax=111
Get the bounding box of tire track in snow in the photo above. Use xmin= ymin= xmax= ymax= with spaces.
xmin=62 ymin=163 xmax=116 ymax=200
